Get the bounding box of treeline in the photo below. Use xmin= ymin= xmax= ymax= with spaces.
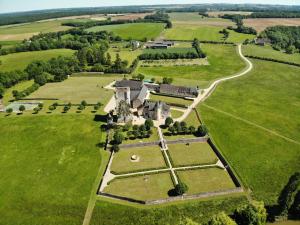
xmin=260 ymin=26 xmax=300 ymax=53
xmin=0 ymin=70 xmax=29 ymax=97
xmin=138 ymin=51 xmax=199 ymax=60
xmin=192 ymin=38 xmax=207 ymax=58
xmin=0 ymin=6 xmax=151 ymax=26
xmin=62 ymin=11 xmax=172 ymax=29
xmin=0 ymin=29 xmax=120 ymax=56
xmin=222 ymin=14 xmax=257 ymax=35
xmin=245 ymin=55 xmax=300 ymax=67
xmin=249 ymin=11 xmax=300 ymax=18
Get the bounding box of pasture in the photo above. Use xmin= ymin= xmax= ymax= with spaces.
xmin=0 ymin=49 xmax=75 ymax=71
xmin=28 ymin=76 xmax=119 ymax=104
xmin=242 ymin=44 xmax=300 ymax=64
xmin=86 ymin=23 xmax=165 ymax=41
xmin=138 ymin=44 xmax=246 ymax=88
xmin=168 ymin=143 xmax=218 ymax=166
xmin=177 ymin=168 xmax=236 ymax=194
xmin=200 ymin=59 xmax=300 ymax=204
xmin=0 ymin=20 xmax=72 ymax=41
xmin=243 ymin=18 xmax=300 ymax=33
xmin=0 ymin=115 xmax=107 ymax=225
xmin=110 ymin=146 xmax=166 ymax=174
xmin=104 ymin=172 xmax=174 ymax=201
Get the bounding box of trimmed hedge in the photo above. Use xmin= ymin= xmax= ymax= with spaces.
xmin=245 ymin=55 xmax=300 ymax=67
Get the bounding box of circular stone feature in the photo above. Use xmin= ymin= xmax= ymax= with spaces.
xmin=130 ymin=155 xmax=140 ymax=162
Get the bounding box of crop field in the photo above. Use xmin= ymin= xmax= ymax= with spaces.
xmin=0 ymin=49 xmax=75 ymax=71
xmin=243 ymin=18 xmax=300 ymax=33
xmin=0 ymin=20 xmax=72 ymax=41
xmin=104 ymin=172 xmax=174 ymax=201
xmin=86 ymin=23 xmax=165 ymax=41
xmin=242 ymin=44 xmax=300 ymax=64
xmin=0 ymin=115 xmax=108 ymax=225
xmin=199 ymin=59 xmax=300 ymax=204
xmin=110 ymin=12 xmax=153 ymax=21
xmin=138 ymin=44 xmax=246 ymax=88
xmin=163 ymin=24 xmax=255 ymax=42
xmin=29 ymin=76 xmax=120 ymax=104
xmin=150 ymin=94 xmax=193 ymax=107
xmin=207 ymin=11 xmax=252 ymax=17
xmin=168 ymin=143 xmax=218 ymax=166
xmin=177 ymin=168 xmax=236 ymax=195
xmin=110 ymin=146 xmax=167 ymax=174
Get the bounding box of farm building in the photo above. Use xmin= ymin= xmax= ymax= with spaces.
xmin=142 ymin=100 xmax=170 ymax=121
xmin=145 ymin=40 xmax=175 ymax=49
xmin=159 ymin=84 xmax=198 ymax=98
xmin=255 ymin=38 xmax=271 ymax=46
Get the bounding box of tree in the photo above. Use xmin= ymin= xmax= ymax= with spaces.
xmin=278 ymin=172 xmax=300 ymax=217
xmin=175 ymin=182 xmax=188 ymax=195
xmin=136 ymin=74 xmax=145 ymax=81
xmin=38 ymin=103 xmax=43 ymax=108
xmin=165 ymin=117 xmax=173 ymax=127
xmin=145 ymin=119 xmax=154 ymax=130
xmin=117 ymin=100 xmax=131 ymax=123
xmin=162 ymin=77 xmax=173 ymax=84
xmin=78 ymin=104 xmax=85 ymax=110
xmin=81 ymin=100 xmax=87 ymax=106
xmin=106 ymin=53 xmax=112 ymax=65
xmin=6 ymin=108 xmax=13 ymax=114
xmin=0 ymin=83 xmax=4 ymax=97
xmin=209 ymin=212 xmax=237 ymax=225
xmin=48 ymin=105 xmax=56 ymax=111
xmin=234 ymin=201 xmax=267 ymax=225
xmin=113 ymin=131 xmax=124 ymax=145
xmin=168 ymin=126 xmax=175 ymax=135
xmin=33 ymin=107 xmax=40 ymax=114
xmin=189 ymin=126 xmax=196 ymax=134
xmin=94 ymin=104 xmax=100 ymax=111
xmin=19 ymin=105 xmax=25 ymax=113
xmin=63 ymin=105 xmax=70 ymax=113
xmin=111 ymin=144 xmax=120 ymax=153
xmin=198 ymin=124 xmax=208 ymax=136
xmin=34 ymin=72 xmax=49 ymax=85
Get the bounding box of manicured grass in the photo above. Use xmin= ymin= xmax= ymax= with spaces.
xmin=0 ymin=114 xmax=106 ymax=225
xmin=86 ymin=23 xmax=165 ymax=41
xmin=108 ymin=47 xmax=142 ymax=65
xmin=184 ymin=109 xmax=201 ymax=126
xmin=0 ymin=49 xmax=75 ymax=71
xmin=2 ymin=80 xmax=34 ymax=105
xmin=168 ymin=142 xmax=218 ymax=167
xmin=163 ymin=24 xmax=255 ymax=43
xmin=138 ymin=44 xmax=246 ymax=88
xmin=0 ymin=21 xmax=72 ymax=41
xmin=170 ymin=109 xmax=184 ymax=119
xmin=91 ymin=195 xmax=248 ymax=225
xmin=110 ymin=146 xmax=166 ymax=174
xmin=242 ymin=44 xmax=300 ymax=64
xmin=200 ymin=59 xmax=300 ymax=204
xmin=104 ymin=172 xmax=174 ymax=201
xmin=122 ymin=128 xmax=160 ymax=144
xmin=177 ymin=168 xmax=236 ymax=194
xmin=29 ymin=76 xmax=119 ymax=104
xmin=150 ymin=94 xmax=193 ymax=107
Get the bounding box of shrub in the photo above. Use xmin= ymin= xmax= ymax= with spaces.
xmin=111 ymin=144 xmax=120 ymax=153
xmin=63 ymin=105 xmax=70 ymax=112
xmin=48 ymin=105 xmax=56 ymax=111
xmin=165 ymin=117 xmax=173 ymax=127
xmin=198 ymin=124 xmax=208 ymax=136
xmin=38 ymin=103 xmax=43 ymax=108
xmin=234 ymin=201 xmax=267 ymax=225
xmin=113 ymin=131 xmax=124 ymax=145
xmin=145 ymin=119 xmax=154 ymax=130
xmin=81 ymin=100 xmax=87 ymax=106
xmin=209 ymin=212 xmax=237 ymax=225
xmin=78 ymin=104 xmax=85 ymax=110
xmin=33 ymin=107 xmax=40 ymax=114
xmin=6 ymin=108 xmax=13 ymax=114
xmin=175 ymin=182 xmax=188 ymax=195
xmin=19 ymin=105 xmax=25 ymax=113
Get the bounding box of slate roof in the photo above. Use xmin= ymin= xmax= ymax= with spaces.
xmin=115 ymin=80 xmax=143 ymax=90
xmin=159 ymin=84 xmax=198 ymax=97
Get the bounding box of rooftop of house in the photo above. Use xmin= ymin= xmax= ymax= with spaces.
xmin=115 ymin=79 xmax=143 ymax=90
xmin=159 ymin=84 xmax=198 ymax=96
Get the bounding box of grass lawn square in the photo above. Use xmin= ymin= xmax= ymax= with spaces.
xmin=29 ymin=76 xmax=120 ymax=104
xmin=184 ymin=109 xmax=201 ymax=126
xmin=110 ymin=146 xmax=167 ymax=174
xmin=122 ymin=128 xmax=160 ymax=145
xmin=168 ymin=142 xmax=218 ymax=167
xmin=177 ymin=167 xmax=236 ymax=195
xmin=170 ymin=108 xmax=184 ymax=119
xmin=104 ymin=172 xmax=174 ymax=201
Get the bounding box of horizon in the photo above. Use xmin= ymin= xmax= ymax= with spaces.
xmin=1 ymin=0 xmax=300 ymax=14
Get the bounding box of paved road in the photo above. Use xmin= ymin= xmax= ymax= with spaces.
xmin=176 ymin=44 xmax=253 ymax=122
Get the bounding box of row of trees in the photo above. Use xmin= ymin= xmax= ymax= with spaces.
xmin=0 ymin=70 xmax=29 ymax=97
xmin=192 ymin=38 xmax=207 ymax=58
xmin=261 ymin=26 xmax=300 ymax=53
xmin=138 ymin=51 xmax=199 ymax=60
xmin=222 ymin=14 xmax=257 ymax=35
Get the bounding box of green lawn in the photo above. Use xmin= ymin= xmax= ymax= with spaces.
xmin=2 ymin=80 xmax=34 ymax=105
xmin=170 ymin=109 xmax=184 ymax=119
xmin=0 ymin=49 xmax=75 ymax=71
xmin=108 ymin=44 xmax=142 ymax=65
xmin=104 ymin=172 xmax=174 ymax=201
xmin=184 ymin=110 xmax=201 ymax=126
xmin=0 ymin=114 xmax=107 ymax=225
xmin=86 ymin=23 xmax=165 ymax=41
xmin=122 ymin=127 xmax=160 ymax=144
xmin=110 ymin=146 xmax=166 ymax=174
xmin=242 ymin=44 xmax=300 ymax=64
xmin=138 ymin=44 xmax=246 ymax=88
xmin=91 ymin=195 xmax=248 ymax=225
xmin=200 ymin=59 xmax=300 ymax=204
xmin=0 ymin=21 xmax=72 ymax=41
xmin=150 ymin=94 xmax=193 ymax=107
xmin=29 ymin=76 xmax=119 ymax=104
xmin=177 ymin=168 xmax=236 ymax=194
xmin=168 ymin=142 xmax=218 ymax=166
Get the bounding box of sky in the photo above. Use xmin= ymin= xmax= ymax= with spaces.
xmin=0 ymin=0 xmax=299 ymax=14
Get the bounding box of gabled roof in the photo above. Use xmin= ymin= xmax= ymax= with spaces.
xmin=115 ymin=79 xmax=143 ymax=90
xmin=159 ymin=84 xmax=198 ymax=97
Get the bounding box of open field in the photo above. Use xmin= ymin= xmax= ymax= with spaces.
xmin=104 ymin=172 xmax=174 ymax=201
xmin=140 ymin=58 xmax=209 ymax=67
xmin=200 ymin=59 xmax=300 ymax=204
xmin=150 ymin=94 xmax=193 ymax=107
xmin=110 ymin=146 xmax=166 ymax=174
xmin=177 ymin=168 xmax=236 ymax=194
xmin=29 ymin=76 xmax=119 ymax=104
xmin=86 ymin=23 xmax=165 ymax=41
xmin=242 ymin=44 xmax=300 ymax=64
xmin=207 ymin=11 xmax=252 ymax=17
xmin=108 ymin=45 xmax=142 ymax=65
xmin=0 ymin=49 xmax=75 ymax=71
xmin=91 ymin=195 xmax=248 ymax=225
xmin=163 ymin=24 xmax=255 ymax=42
xmin=0 ymin=20 xmax=72 ymax=41
xmin=0 ymin=115 xmax=107 ymax=225
xmin=138 ymin=44 xmax=246 ymax=88
xmin=168 ymin=142 xmax=218 ymax=166
xmin=110 ymin=13 xmax=153 ymax=21
xmin=244 ymin=18 xmax=300 ymax=33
